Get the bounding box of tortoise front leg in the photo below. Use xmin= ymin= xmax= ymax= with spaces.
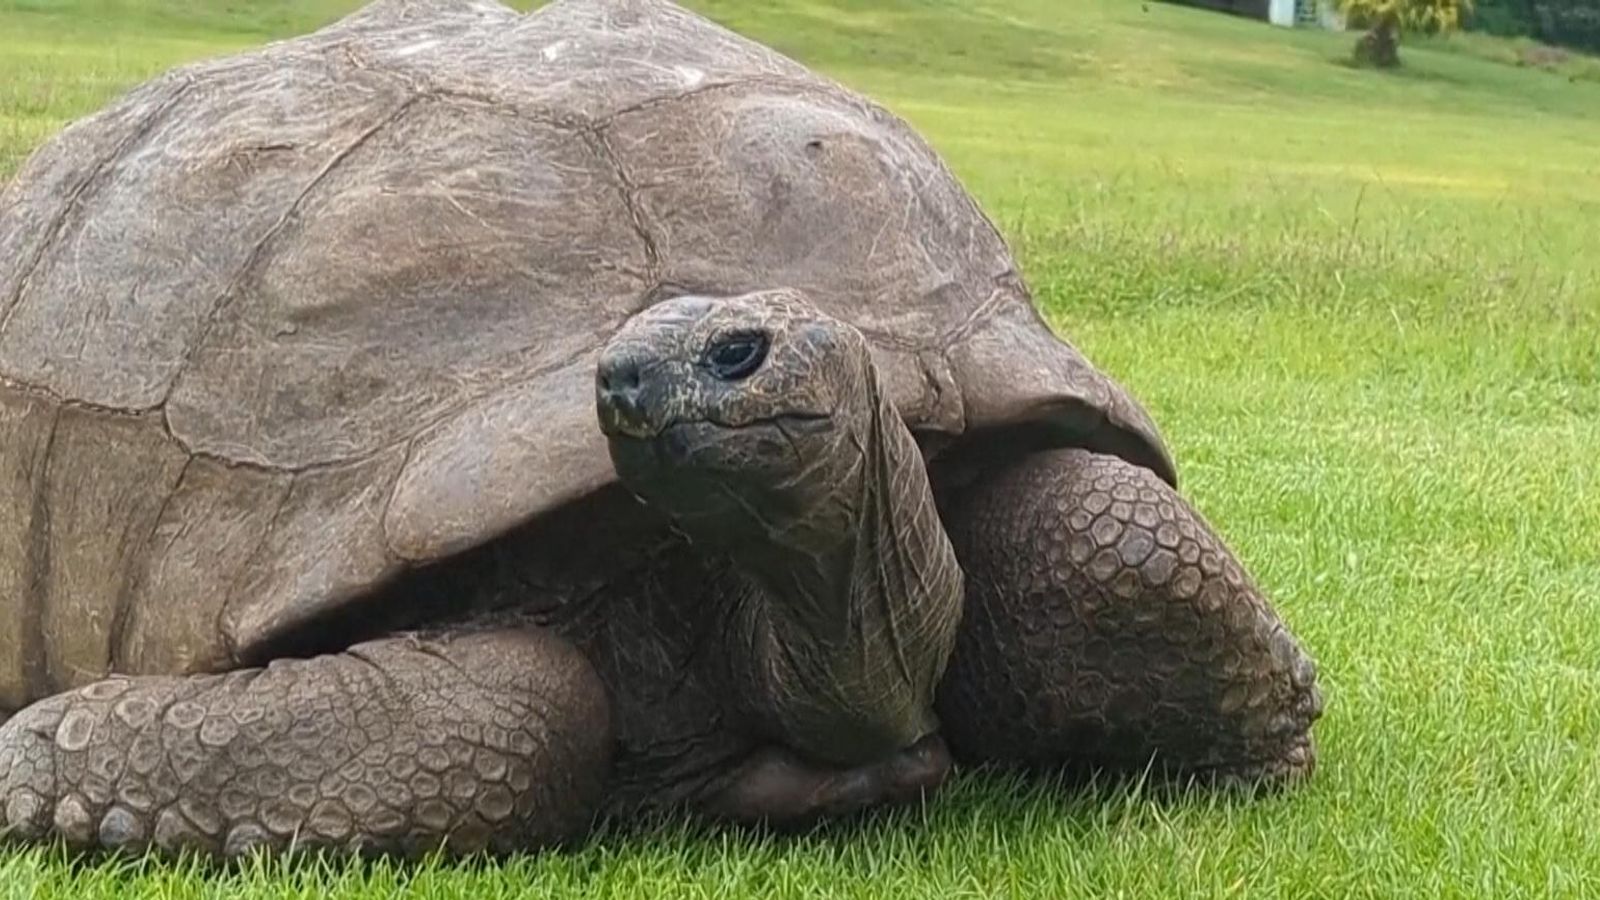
xmin=937 ymin=448 xmax=1323 ymax=786
xmin=0 ymin=627 xmax=610 ymax=857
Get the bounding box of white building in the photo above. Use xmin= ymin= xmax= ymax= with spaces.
xmin=1274 ymin=0 xmax=1345 ymax=29
xmin=1169 ymin=0 xmax=1342 ymax=29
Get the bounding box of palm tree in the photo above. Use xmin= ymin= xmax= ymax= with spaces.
xmin=1336 ymin=0 xmax=1474 ymax=67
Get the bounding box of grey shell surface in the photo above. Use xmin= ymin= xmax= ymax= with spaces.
xmin=0 ymin=0 xmax=1173 ymax=705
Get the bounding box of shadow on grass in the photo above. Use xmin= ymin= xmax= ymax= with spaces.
xmin=1329 ymin=54 xmax=1456 ymax=81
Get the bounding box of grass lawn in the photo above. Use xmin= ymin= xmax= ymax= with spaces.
xmin=3 ymin=0 xmax=1599 ymax=896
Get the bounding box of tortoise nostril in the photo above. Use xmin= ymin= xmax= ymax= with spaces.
xmin=597 ymin=354 xmax=642 ymax=395
xmin=597 ymin=354 xmax=653 ymax=433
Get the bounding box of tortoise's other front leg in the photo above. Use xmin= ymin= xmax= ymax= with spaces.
xmin=0 ymin=628 xmax=610 ymax=857
xmin=937 ymin=449 xmax=1322 ymax=786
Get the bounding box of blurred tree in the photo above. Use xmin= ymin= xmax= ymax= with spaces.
xmin=1337 ymin=0 xmax=1474 ymax=66
xmin=1529 ymin=0 xmax=1600 ymax=53
xmin=1468 ymin=0 xmax=1536 ymax=35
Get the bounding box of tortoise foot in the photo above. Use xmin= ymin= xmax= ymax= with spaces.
xmin=937 ymin=448 xmax=1323 ymax=787
xmin=0 ymin=628 xmax=610 ymax=857
xmin=1201 ymin=737 xmax=1316 ymax=789
xmin=702 ymin=734 xmax=951 ymax=829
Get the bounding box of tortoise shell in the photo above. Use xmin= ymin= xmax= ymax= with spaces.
xmin=0 ymin=0 xmax=1172 ymax=707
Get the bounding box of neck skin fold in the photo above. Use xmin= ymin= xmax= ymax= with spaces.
xmin=727 ymin=370 xmax=964 ymax=767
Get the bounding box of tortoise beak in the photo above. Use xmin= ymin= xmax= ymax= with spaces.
xmin=596 ymin=350 xmax=661 ymax=439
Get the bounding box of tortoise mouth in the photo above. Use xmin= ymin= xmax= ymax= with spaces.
xmin=607 ymin=413 xmax=833 ymax=474
xmin=604 ymin=413 xmax=839 ymax=536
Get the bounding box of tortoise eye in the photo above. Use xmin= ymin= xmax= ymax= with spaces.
xmin=705 ymin=333 xmax=769 ymax=381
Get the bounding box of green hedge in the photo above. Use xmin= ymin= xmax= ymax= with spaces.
xmin=1467 ymin=0 xmax=1600 ymax=53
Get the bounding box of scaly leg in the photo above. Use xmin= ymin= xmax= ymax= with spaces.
xmin=0 ymin=627 xmax=610 ymax=856
xmin=937 ymin=448 xmax=1322 ymax=786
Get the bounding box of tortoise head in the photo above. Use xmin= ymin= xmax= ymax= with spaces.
xmin=596 ymin=289 xmax=961 ymax=766
xmin=596 ymin=289 xmax=876 ymax=550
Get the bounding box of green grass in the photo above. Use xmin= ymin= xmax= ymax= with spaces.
xmin=4 ymin=0 xmax=1600 ymax=897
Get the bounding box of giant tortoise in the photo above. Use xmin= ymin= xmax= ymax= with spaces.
xmin=0 ymin=0 xmax=1322 ymax=857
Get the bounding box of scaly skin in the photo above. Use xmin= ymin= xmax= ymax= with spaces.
xmin=937 ymin=448 xmax=1323 ymax=784
xmin=0 ymin=629 xmax=611 ymax=856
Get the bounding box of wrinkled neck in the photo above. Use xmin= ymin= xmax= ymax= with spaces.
xmin=729 ymin=375 xmax=964 ymax=767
